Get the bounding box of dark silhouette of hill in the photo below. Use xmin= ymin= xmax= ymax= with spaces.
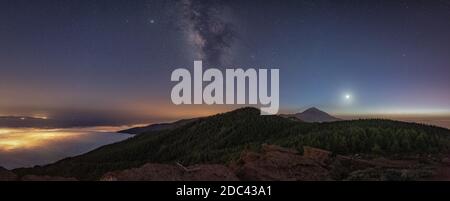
xmin=282 ymin=107 xmax=341 ymax=122
xmin=119 ymin=118 xmax=197 ymax=134
xmin=13 ymin=107 xmax=450 ymax=180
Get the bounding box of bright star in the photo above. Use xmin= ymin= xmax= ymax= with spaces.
xmin=342 ymin=93 xmax=353 ymax=105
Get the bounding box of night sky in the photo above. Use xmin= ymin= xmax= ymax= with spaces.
xmin=1 ymin=0 xmax=450 ymax=126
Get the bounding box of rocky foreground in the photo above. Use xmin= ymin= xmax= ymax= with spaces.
xmin=100 ymin=145 xmax=450 ymax=181
xmin=98 ymin=145 xmax=338 ymax=181
xmin=2 ymin=145 xmax=449 ymax=181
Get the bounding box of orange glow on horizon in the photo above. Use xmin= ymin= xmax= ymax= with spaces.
xmin=125 ymin=100 xmax=235 ymax=120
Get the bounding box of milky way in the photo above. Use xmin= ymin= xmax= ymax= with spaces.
xmin=1 ymin=0 xmax=450 ymax=125
xmin=179 ymin=0 xmax=235 ymax=66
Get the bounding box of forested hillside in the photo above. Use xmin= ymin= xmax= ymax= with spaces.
xmin=14 ymin=108 xmax=450 ymax=180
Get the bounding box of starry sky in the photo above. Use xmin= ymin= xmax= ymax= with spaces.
xmin=1 ymin=0 xmax=450 ymax=126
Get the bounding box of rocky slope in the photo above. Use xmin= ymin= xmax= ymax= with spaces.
xmin=0 ymin=167 xmax=17 ymax=181
xmin=101 ymin=164 xmax=238 ymax=181
xmin=99 ymin=144 xmax=447 ymax=181
xmin=1 ymin=166 xmax=76 ymax=181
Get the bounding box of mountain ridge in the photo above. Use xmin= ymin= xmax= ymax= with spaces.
xmin=13 ymin=107 xmax=450 ymax=180
xmin=119 ymin=118 xmax=197 ymax=134
xmin=282 ymin=107 xmax=341 ymax=123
